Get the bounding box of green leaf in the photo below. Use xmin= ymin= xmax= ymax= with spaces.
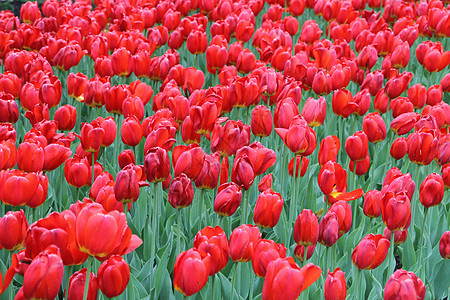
xmin=154 ymin=232 xmax=173 ymax=299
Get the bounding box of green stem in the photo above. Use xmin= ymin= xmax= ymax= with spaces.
xmin=177 ymin=209 xmax=181 ymax=255
xmin=199 ymin=189 xmax=206 ymax=227
xmin=231 ymin=264 xmax=238 ymax=300
xmin=354 ymin=269 xmax=362 ymax=299
xmin=241 ymin=190 xmax=248 ymax=225
xmin=289 ymin=155 xmax=297 ymax=226
xmin=303 ymin=245 xmax=308 ymax=264
xmin=210 ymin=274 xmax=215 ymax=299
xmin=418 ymin=206 xmax=429 ymax=279
xmin=249 ymin=270 xmax=255 ymax=300
xmin=83 ymin=256 xmax=92 ymax=300
xmin=387 ymin=231 xmax=395 ymax=283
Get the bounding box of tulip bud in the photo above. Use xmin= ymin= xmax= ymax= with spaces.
xmin=383 ymin=228 xmax=408 ymax=245
xmin=144 ymin=147 xmax=171 ymax=183
xmin=363 ymin=112 xmax=386 ymax=143
xmin=390 ymin=137 xmax=408 ymax=160
xmin=294 ymin=209 xmax=319 ymax=246
xmin=168 ymin=173 xmax=194 ymax=209
xmin=345 ymin=131 xmax=369 ymax=162
xmin=419 ymin=173 xmax=444 ymax=208
xmin=258 ymin=173 xmax=273 ymax=192
xmin=118 ymin=149 xmax=135 ymax=169
xmin=214 ymin=182 xmax=242 ymax=217
xmin=439 ymin=231 xmax=450 ymax=259
xmin=114 ymin=165 xmax=140 ymax=203
xmin=251 ymin=105 xmax=273 ymax=137
xmin=253 ymin=189 xmax=284 ymax=228
xmin=173 ymin=249 xmax=210 ymax=297
xmin=318 ymin=212 xmax=340 ymax=247
xmin=363 ymin=190 xmax=382 ymax=218
xmin=98 ymin=256 xmax=130 ymax=298
xmin=293 ymin=244 xmax=316 ymax=262
xmin=0 ymin=209 xmax=28 ymax=251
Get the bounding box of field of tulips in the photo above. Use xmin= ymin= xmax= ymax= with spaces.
xmin=0 ymin=0 xmax=449 ymax=299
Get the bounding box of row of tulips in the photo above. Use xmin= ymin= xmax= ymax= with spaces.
xmin=0 ymin=0 xmax=449 ymax=299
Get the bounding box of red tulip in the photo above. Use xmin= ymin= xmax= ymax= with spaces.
xmin=384 ymin=269 xmax=425 ymax=300
xmin=318 ymin=135 xmax=340 ymax=167
xmin=294 ymin=209 xmax=319 ymax=246
xmin=253 ymin=189 xmax=284 ymax=228
xmin=363 ymin=112 xmax=386 ymax=143
xmin=0 ymin=169 xmax=48 ymax=208
xmin=390 ymin=112 xmax=420 ymax=136
xmin=301 ymin=96 xmax=327 ymax=127
xmin=229 ymin=224 xmax=261 ymax=262
xmin=66 ymin=269 xmax=98 ymax=300
xmin=193 ymin=226 xmax=229 ymax=276
xmin=383 ymin=228 xmax=408 ymax=245
xmin=54 ymin=105 xmax=77 ymax=131
xmin=250 ymin=239 xmax=286 ymax=277
xmin=390 ymin=137 xmax=408 ymax=160
xmin=251 ymin=105 xmax=273 ymax=137
xmin=231 ymin=154 xmax=255 ymax=191
xmin=293 ymin=244 xmax=316 ymax=262
xmin=419 ymin=173 xmax=444 ymax=208
xmin=0 ymin=209 xmax=28 ymax=251
xmin=324 ymin=268 xmax=347 ymax=300
xmin=381 ymin=192 xmax=411 ymax=232
xmin=384 ymin=72 xmax=413 ymax=99
xmin=288 ymin=155 xmax=309 ymax=178
xmin=363 ymin=190 xmax=382 ymax=218
xmin=168 ymin=173 xmax=194 ymax=209
xmin=0 ymin=92 xmax=18 ymax=123
xmin=173 ymin=248 xmax=211 ymax=297
xmin=23 ymin=246 xmax=64 ymax=300
xmin=300 ymin=20 xmax=322 ymax=44
xmin=111 ymin=47 xmax=132 ymax=77
xmin=407 ymin=83 xmax=426 ymax=109
xmin=258 ymin=173 xmax=273 ymax=192
xmin=345 ymin=131 xmax=369 ymax=162
xmin=98 ymin=256 xmax=130 ymax=298
xmin=114 ymin=165 xmax=141 ymax=204
xmin=439 ymin=231 xmax=450 ymax=259
xmin=235 ymin=142 xmax=277 ymax=176
xmin=328 ymin=200 xmax=352 ymax=235
xmin=262 ymin=258 xmax=321 ymax=300
xmin=407 ymin=129 xmax=438 ymax=165
xmin=318 ymin=212 xmax=340 ymax=247
xmin=332 ymin=88 xmax=358 ymax=118
xmin=194 ymin=153 xmax=220 ymax=190
xmin=121 ymin=115 xmax=143 ymax=147
xmin=352 ymin=234 xmax=390 ymax=270
xmin=144 ymin=147 xmax=171 ymax=183
xmin=210 ymin=120 xmax=250 ymax=157
xmin=214 ymin=182 xmax=242 ymax=217
xmin=17 ymin=141 xmax=44 ymax=172
xmin=275 ymin=116 xmax=317 ymax=156
xmin=187 ymin=30 xmax=208 ymax=55
xmin=75 ymin=203 xmax=142 ymax=260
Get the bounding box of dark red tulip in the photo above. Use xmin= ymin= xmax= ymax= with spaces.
xmin=440 ymin=231 xmax=450 ymax=259
xmin=332 ymin=89 xmax=358 ymax=118
xmin=144 ymin=147 xmax=171 ymax=183
xmin=118 ymin=150 xmax=135 ymax=169
xmin=384 ymin=72 xmax=413 ymax=99
xmin=231 ymin=154 xmax=255 ymax=190
xmin=168 ymin=173 xmax=194 ymax=209
xmin=318 ymin=212 xmax=340 ymax=247
xmin=194 ymin=153 xmax=220 ymax=190
xmin=293 ymin=244 xmax=316 ymax=262
xmin=210 ymin=120 xmax=250 ymax=157
xmin=214 ymin=182 xmax=242 ymax=217
xmin=383 ymin=228 xmax=408 ymax=245
xmin=114 ymin=165 xmax=140 ymax=204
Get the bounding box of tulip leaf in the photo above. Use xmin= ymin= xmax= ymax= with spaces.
xmin=130 ymin=273 xmax=148 ymax=298
xmin=136 ymin=259 xmax=153 ymax=282
xmin=154 ymin=232 xmax=173 ymax=299
xmin=431 ymin=259 xmax=450 ymax=299
xmin=218 ymin=271 xmax=232 ymax=299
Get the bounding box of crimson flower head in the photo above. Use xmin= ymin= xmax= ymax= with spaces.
xmin=345 ymin=131 xmax=369 ymax=162
xmin=318 ymin=135 xmax=340 ymax=167
xmin=214 ymin=182 xmax=241 ymax=217
xmin=193 ymin=226 xmax=229 ymax=276
xmin=381 ymin=191 xmax=411 ymax=232
xmin=250 ymin=239 xmax=286 ymax=278
xmin=275 ymin=116 xmax=317 ymax=156
xmin=363 ymin=112 xmax=386 ymax=143
xmin=144 ymin=147 xmax=171 ymax=183
xmin=0 ymin=209 xmax=28 ymax=251
xmin=384 ymin=269 xmax=425 ymax=300
xmin=66 ymin=268 xmax=98 ymax=300
xmin=301 ymin=96 xmax=327 ymax=127
xmin=352 ymin=234 xmax=390 ymax=270
xmin=262 ymin=258 xmax=321 ymax=300
xmin=168 ymin=173 xmax=194 ymax=209
xmin=324 ymin=268 xmax=347 ymax=300
xmin=98 ymin=256 xmax=130 ymax=298
xmin=439 ymin=231 xmax=450 ymax=259
xmin=231 ymin=154 xmax=255 ymax=191
xmin=253 ymin=189 xmax=284 ymax=228
xmin=419 ymin=173 xmax=444 ymax=208
xmin=318 ymin=212 xmax=340 ymax=247
xmin=173 ymin=249 xmax=211 ymax=297
xmin=229 ymin=224 xmax=261 ymax=262
xmin=294 ymin=209 xmax=319 ymax=246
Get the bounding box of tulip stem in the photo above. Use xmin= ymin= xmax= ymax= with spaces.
xmin=387 ymin=231 xmax=395 ymax=283
xmin=83 ymin=256 xmax=92 ymax=300
xmin=177 ymin=209 xmax=181 ymax=255
xmin=231 ymin=264 xmax=238 ymax=300
xmin=418 ymin=207 xmax=429 ymax=279
xmin=354 ymin=269 xmax=362 ymax=299
xmin=303 ymin=245 xmax=308 ymax=264
xmin=241 ymin=190 xmax=248 ymax=225
xmin=290 ymin=155 xmax=297 ymax=226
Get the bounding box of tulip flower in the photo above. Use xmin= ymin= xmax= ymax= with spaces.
xmin=193 ymin=226 xmax=229 ymax=276
xmin=75 ymin=203 xmax=142 ymax=260
xmin=300 ymin=20 xmax=322 ymax=44
xmin=288 ymin=155 xmax=309 ymax=178
xmin=301 ymin=96 xmax=327 ymax=127
xmin=407 ymin=129 xmax=438 ymax=165
xmin=318 ymin=135 xmax=340 ymax=167
xmin=173 ymin=145 xmax=205 ymax=180
xmin=363 ymin=190 xmax=382 ymax=218
xmin=194 ymin=153 xmax=220 ymax=190
xmin=381 ymin=192 xmax=411 ymax=232
xmin=64 ymin=155 xmax=91 ymax=188
xmin=17 ymin=141 xmax=44 ymax=172
xmin=66 ymin=268 xmax=98 ymax=300
xmin=25 ymin=211 xmax=88 ymax=266
xmin=173 ymin=248 xmax=211 ymax=297
xmin=439 ymin=231 xmax=450 ymax=259
xmin=114 ymin=165 xmax=142 ymax=204
xmin=324 ymin=268 xmax=347 ymax=300
xmin=442 ymin=164 xmax=450 ymax=189
xmin=383 ymin=228 xmax=408 ymax=245
xmin=250 ymin=239 xmax=287 ymax=277
xmin=384 ymin=72 xmax=413 ymax=99
xmin=345 ymin=131 xmax=369 ymax=162
xmin=98 ymin=256 xmax=130 ymax=298
xmin=390 ymin=137 xmax=408 ymax=160
xmin=253 ymin=189 xmax=284 ymax=228
xmin=294 ymin=209 xmax=319 ymax=246
xmin=332 ymin=88 xmax=358 ymax=118
xmin=231 ymin=154 xmax=255 ymax=191
xmin=293 ymin=244 xmax=316 ymax=262
xmin=187 ymin=30 xmax=208 ymax=55
xmin=328 ymin=200 xmax=352 ymax=235
xmin=275 ymin=116 xmax=317 ymax=156
xmin=168 ymin=173 xmax=194 ymax=209
xmin=0 ymin=209 xmax=28 ymax=251
xmin=144 ymin=147 xmax=171 ymax=183
xmin=121 ymin=115 xmax=143 ymax=147
xmin=352 ymin=234 xmax=390 ymax=270
xmin=214 ymin=182 xmax=242 ymax=217
xmin=251 ymin=105 xmax=273 ymax=137
xmin=407 ymin=83 xmax=427 ymax=109
xmin=262 ymin=258 xmax=321 ymax=300
xmin=419 ymin=173 xmax=444 ymax=208
xmin=363 ymin=112 xmax=386 ymax=143
xmin=384 ymin=269 xmax=425 ymax=299
xmin=229 ymin=224 xmax=261 ymax=262
xmin=318 ymin=212 xmax=340 ymax=247
xmin=0 ymin=169 xmax=48 ymax=208
xmin=210 ymin=120 xmax=250 ymax=157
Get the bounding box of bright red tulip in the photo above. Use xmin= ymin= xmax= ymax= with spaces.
xmin=318 ymin=135 xmax=340 ymax=167
xmin=324 ymin=268 xmax=347 ymax=300
xmin=67 ymin=268 xmax=98 ymax=300
xmin=0 ymin=209 xmax=28 ymax=251
xmin=173 ymin=248 xmax=211 ymax=297
xmin=253 ymin=189 xmax=284 ymax=228
xmin=390 ymin=137 xmax=408 ymax=160
xmin=383 ymin=228 xmax=408 ymax=245
xmin=381 ymin=191 xmax=411 ymax=232
xmin=193 ymin=226 xmax=229 ymax=276
xmin=352 ymin=234 xmax=390 ymax=270
xmin=363 ymin=112 xmax=386 ymax=143
xmin=345 ymin=131 xmax=369 ymax=162
xmin=98 ymin=255 xmax=130 ymax=298
xmin=419 ymin=173 xmax=444 ymax=208
xmin=363 ymin=190 xmax=382 ymax=218
xmin=390 ymin=112 xmax=420 ymax=136
xmin=251 ymin=105 xmax=273 ymax=137
xmin=229 ymin=224 xmax=261 ymax=262
xmin=439 ymin=231 xmax=450 ymax=259
xmin=144 ymin=147 xmax=171 ymax=183
xmin=294 ymin=209 xmax=319 ymax=246
xmin=214 ymin=182 xmax=242 ymax=217
xmin=250 ymin=239 xmax=286 ymax=277
xmin=384 ymin=269 xmax=425 ymax=300
xmin=301 ymin=96 xmax=326 ymax=127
